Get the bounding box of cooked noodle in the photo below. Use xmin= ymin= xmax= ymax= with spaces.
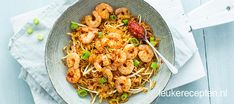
xmin=63 ymin=3 xmax=161 ymax=104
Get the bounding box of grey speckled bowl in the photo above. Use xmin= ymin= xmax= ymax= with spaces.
xmin=45 ymin=0 xmax=175 ymax=104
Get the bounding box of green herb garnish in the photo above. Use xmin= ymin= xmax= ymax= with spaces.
xmin=70 ymin=21 xmax=79 ymax=30
xmin=33 ymin=18 xmax=40 ymax=25
xmin=99 ymin=77 xmax=107 ymax=84
xmin=121 ymin=93 xmax=129 ymax=101
xmin=150 ymin=62 xmax=158 ymax=70
xmin=133 ymin=59 xmax=140 ymax=67
xmin=26 ymin=27 xmax=33 ymax=35
xmin=129 ymin=38 xmax=140 ymax=46
xmin=37 ymin=34 xmax=44 ymax=41
xmin=122 ymin=19 xmax=129 ymax=25
xmin=81 ymin=51 xmax=90 ymax=60
xmin=110 ymin=15 xmax=117 ymax=20
xmin=77 ymin=89 xmax=88 ymax=97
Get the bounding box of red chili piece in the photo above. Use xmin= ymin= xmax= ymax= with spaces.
xmin=128 ymin=21 xmax=144 ymax=39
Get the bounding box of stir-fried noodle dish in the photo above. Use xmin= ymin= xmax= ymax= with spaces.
xmin=63 ymin=3 xmax=161 ymax=104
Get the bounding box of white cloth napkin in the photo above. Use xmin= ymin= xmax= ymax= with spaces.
xmin=9 ymin=0 xmax=205 ymax=103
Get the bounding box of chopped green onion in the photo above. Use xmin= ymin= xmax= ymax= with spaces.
xmin=151 ymin=62 xmax=158 ymax=70
xmin=33 ymin=18 xmax=40 ymax=25
xmin=98 ymin=32 xmax=103 ymax=38
xmin=121 ymin=93 xmax=128 ymax=101
xmin=37 ymin=34 xmax=44 ymax=41
xmin=122 ymin=19 xmax=129 ymax=25
xmin=149 ymin=36 xmax=157 ymax=46
xmin=26 ymin=27 xmax=33 ymax=35
xmin=70 ymin=21 xmax=79 ymax=30
xmin=133 ymin=59 xmax=140 ymax=67
xmin=150 ymin=37 xmax=155 ymax=41
xmin=150 ymin=41 xmax=157 ymax=47
xmin=77 ymin=89 xmax=88 ymax=97
xmin=129 ymin=38 xmax=140 ymax=46
xmin=99 ymin=77 xmax=107 ymax=84
xmin=81 ymin=51 xmax=90 ymax=60
xmin=110 ymin=15 xmax=117 ymax=20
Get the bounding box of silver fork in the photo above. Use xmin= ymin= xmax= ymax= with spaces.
xmin=143 ymin=28 xmax=178 ymax=74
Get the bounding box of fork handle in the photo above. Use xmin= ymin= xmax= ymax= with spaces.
xmin=145 ymin=40 xmax=178 ymax=74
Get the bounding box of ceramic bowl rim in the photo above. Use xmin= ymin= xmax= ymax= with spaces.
xmin=45 ymin=0 xmax=175 ymax=103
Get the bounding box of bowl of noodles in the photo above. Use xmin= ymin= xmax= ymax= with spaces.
xmin=45 ymin=0 xmax=175 ymax=104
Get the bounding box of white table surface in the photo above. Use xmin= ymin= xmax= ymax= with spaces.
xmin=0 ymin=0 xmax=233 ymax=104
